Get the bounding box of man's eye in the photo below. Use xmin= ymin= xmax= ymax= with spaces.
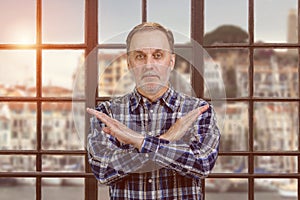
xmin=136 ymin=54 xmax=144 ymax=60
xmin=153 ymin=53 xmax=162 ymax=59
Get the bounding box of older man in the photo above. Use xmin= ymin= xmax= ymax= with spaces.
xmin=87 ymin=22 xmax=220 ymax=200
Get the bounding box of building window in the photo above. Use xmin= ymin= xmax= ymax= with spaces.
xmin=0 ymin=0 xmax=298 ymax=200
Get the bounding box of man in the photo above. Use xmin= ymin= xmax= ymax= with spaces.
xmin=87 ymin=22 xmax=220 ymax=200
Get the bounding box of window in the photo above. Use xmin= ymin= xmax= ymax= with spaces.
xmin=0 ymin=0 xmax=299 ymax=200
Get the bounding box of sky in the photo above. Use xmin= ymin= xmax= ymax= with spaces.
xmin=0 ymin=0 xmax=298 ymax=90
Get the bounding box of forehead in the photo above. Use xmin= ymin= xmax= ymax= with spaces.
xmin=128 ymin=30 xmax=171 ymax=52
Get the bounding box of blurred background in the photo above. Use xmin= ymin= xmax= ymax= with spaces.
xmin=0 ymin=0 xmax=299 ymax=199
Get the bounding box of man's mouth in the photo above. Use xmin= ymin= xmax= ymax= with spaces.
xmin=142 ymin=74 xmax=159 ymax=79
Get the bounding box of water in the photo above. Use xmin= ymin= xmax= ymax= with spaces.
xmin=206 ymin=192 xmax=296 ymax=200
xmin=0 ymin=186 xmax=296 ymax=200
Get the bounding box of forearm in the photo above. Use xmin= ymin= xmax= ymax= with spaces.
xmin=88 ymin=149 xmax=149 ymax=185
xmin=87 ymin=139 xmax=149 ymax=184
xmin=87 ymin=119 xmax=148 ymax=184
xmin=140 ymin=135 xmax=219 ymax=179
xmin=88 ymin=152 xmax=128 ymax=185
xmin=140 ymin=107 xmax=220 ymax=179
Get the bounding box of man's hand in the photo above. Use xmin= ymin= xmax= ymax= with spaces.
xmin=159 ymin=104 xmax=209 ymax=142
xmin=87 ymin=108 xmax=144 ymax=150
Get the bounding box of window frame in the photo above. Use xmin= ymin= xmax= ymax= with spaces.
xmin=0 ymin=0 xmax=299 ymax=200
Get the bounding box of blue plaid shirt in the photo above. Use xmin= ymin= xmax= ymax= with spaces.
xmin=87 ymin=87 xmax=220 ymax=200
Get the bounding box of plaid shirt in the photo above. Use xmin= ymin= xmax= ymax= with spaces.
xmin=87 ymin=87 xmax=220 ymax=200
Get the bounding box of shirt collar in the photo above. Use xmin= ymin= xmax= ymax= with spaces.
xmin=129 ymin=86 xmax=181 ymax=112
xmin=129 ymin=88 xmax=142 ymax=111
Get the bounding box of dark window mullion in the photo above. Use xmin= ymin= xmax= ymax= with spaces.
xmin=248 ymin=0 xmax=255 ymax=199
xmin=85 ymin=0 xmax=98 ymax=200
xmin=190 ymin=0 xmax=205 ymax=198
xmin=203 ymin=43 xmax=300 ymax=49
xmin=142 ymin=0 xmax=147 ymax=22
xmin=191 ymin=0 xmax=204 ymax=98
xmin=297 ymin=0 xmax=300 ymax=195
xmin=36 ymin=0 xmax=42 ymax=199
xmin=248 ymin=43 xmax=255 ymax=200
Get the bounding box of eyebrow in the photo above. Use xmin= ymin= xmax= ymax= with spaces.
xmin=132 ymin=50 xmax=144 ymax=54
xmin=131 ymin=49 xmax=165 ymax=54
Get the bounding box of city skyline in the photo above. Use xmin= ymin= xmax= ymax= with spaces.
xmin=0 ymin=0 xmax=298 ymax=89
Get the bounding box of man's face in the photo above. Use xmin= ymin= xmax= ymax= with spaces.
xmin=127 ymin=30 xmax=175 ymax=95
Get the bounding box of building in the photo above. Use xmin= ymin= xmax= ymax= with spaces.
xmin=287 ymin=9 xmax=298 ymax=55
xmin=287 ymin=9 xmax=297 ymax=43
xmin=98 ymin=53 xmax=133 ymax=96
xmin=204 ymin=59 xmax=224 ymax=98
xmin=0 ymin=85 xmax=82 ymax=172
xmin=0 ymin=104 xmax=10 ymax=150
xmin=236 ymin=52 xmax=298 ymax=98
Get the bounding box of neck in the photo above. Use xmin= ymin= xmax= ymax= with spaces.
xmin=137 ymin=86 xmax=169 ymax=102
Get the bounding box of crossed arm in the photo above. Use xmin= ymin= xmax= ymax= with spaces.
xmin=87 ymin=104 xmax=220 ymax=184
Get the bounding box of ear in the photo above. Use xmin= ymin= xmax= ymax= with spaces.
xmin=170 ymin=53 xmax=176 ymax=70
xmin=127 ymin=56 xmax=132 ymax=70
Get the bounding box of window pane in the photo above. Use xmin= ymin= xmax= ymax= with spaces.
xmin=204 ymin=54 xmax=225 ymax=99
xmin=206 ymin=48 xmax=249 ymax=98
xmin=42 ymin=0 xmax=85 ymax=43
xmin=212 ymin=156 xmax=248 ymax=174
xmin=72 ymin=102 xmax=86 ymax=148
xmin=0 ymin=0 xmax=36 ymax=44
xmin=0 ymin=102 xmax=36 ymax=150
xmin=98 ymin=185 xmax=110 ymax=200
xmin=0 ymin=155 xmax=35 ymax=172
xmin=42 ymin=102 xmax=84 ymax=150
xmin=254 ymin=102 xmax=298 ymax=151
xmin=42 ymin=155 xmax=84 ymax=172
xmin=0 ymin=104 xmax=12 ymax=150
xmin=98 ymin=0 xmax=141 ymax=43
xmin=221 ymin=102 xmax=249 ymax=151
xmin=205 ymin=178 xmax=248 ymax=195
xmin=97 ymin=49 xmax=128 ymax=97
xmin=204 ymin=0 xmax=248 ymax=45
xmin=172 ymin=52 xmax=192 ymax=95
xmin=0 ymin=178 xmax=35 ymax=199
xmin=255 ymin=179 xmax=297 ymax=199
xmin=254 ymin=179 xmax=277 ymax=193
xmin=148 ymin=0 xmax=191 ymax=43
xmin=254 ymin=0 xmax=298 ymax=43
xmin=254 ymin=49 xmax=298 ymax=98
xmin=254 ymin=156 xmax=297 ymax=174
xmin=42 ymin=50 xmax=84 ymax=97
xmin=0 ymin=50 xmax=36 ymax=97
xmin=42 ymin=180 xmax=84 ymax=199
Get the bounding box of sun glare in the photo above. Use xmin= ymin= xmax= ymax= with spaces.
xmin=16 ymin=31 xmax=34 ymax=45
xmin=18 ymin=34 xmax=33 ymax=44
xmin=11 ymin=27 xmax=35 ymax=45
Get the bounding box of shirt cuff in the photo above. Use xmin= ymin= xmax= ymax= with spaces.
xmin=140 ymin=136 xmax=169 ymax=155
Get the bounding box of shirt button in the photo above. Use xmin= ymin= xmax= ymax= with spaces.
xmin=148 ymin=179 xmax=152 ymax=183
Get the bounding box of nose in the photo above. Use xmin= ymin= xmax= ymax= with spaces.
xmin=145 ymin=55 xmax=154 ymax=68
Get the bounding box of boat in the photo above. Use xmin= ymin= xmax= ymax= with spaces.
xmin=278 ymin=181 xmax=297 ymax=198
xmin=62 ymin=163 xmax=84 ymax=186
xmin=42 ymin=178 xmax=63 ymax=186
xmin=0 ymin=178 xmax=17 ymax=186
xmin=62 ymin=177 xmax=84 ymax=186
xmin=17 ymin=178 xmax=35 ymax=185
